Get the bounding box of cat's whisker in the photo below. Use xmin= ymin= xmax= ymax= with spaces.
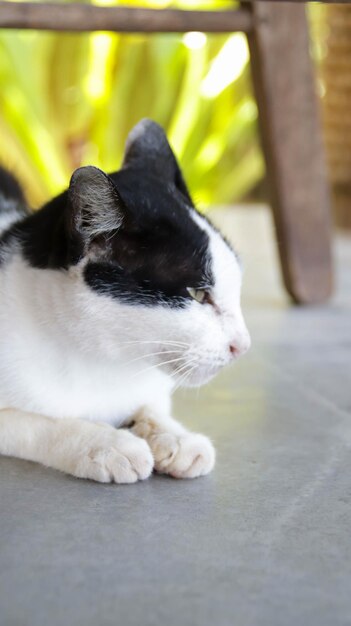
xmin=119 ymin=339 xmax=188 ymax=344
xmin=172 ymin=357 xmax=197 ymax=377
xmin=174 ymin=363 xmax=197 ymax=390
xmin=169 ymin=361 xmax=192 ymax=381
xmin=169 ymin=358 xmax=199 ymax=389
xmin=123 ymin=349 xmax=183 ymax=368
xmin=131 ymin=356 xmax=186 ymax=379
xmin=167 ymin=354 xmax=196 ymax=375
xmin=119 ymin=339 xmax=190 ymax=348
xmin=180 ymin=363 xmax=198 ymax=388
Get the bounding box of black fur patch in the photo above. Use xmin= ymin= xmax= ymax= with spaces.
xmin=0 ymin=121 xmax=216 ymax=307
xmin=0 ymin=166 xmax=26 ymax=207
xmin=84 ymin=171 xmax=212 ymax=307
xmin=0 ymin=191 xmax=73 ymax=269
xmin=0 ymin=166 xmax=30 ymax=265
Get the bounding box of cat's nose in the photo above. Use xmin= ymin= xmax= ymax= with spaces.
xmin=229 ymin=332 xmax=251 ymax=358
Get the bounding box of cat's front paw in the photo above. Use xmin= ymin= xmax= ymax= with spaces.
xmin=150 ymin=432 xmax=215 ymax=479
xmin=73 ymin=428 xmax=154 ymax=484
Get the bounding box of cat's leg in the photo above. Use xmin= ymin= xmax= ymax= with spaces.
xmin=128 ymin=407 xmax=215 ymax=479
xmin=0 ymin=408 xmax=153 ymax=483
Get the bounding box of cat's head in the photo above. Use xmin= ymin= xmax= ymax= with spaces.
xmin=67 ymin=119 xmax=250 ymax=387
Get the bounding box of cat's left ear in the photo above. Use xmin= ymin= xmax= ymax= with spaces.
xmin=68 ymin=166 xmax=124 ymax=245
xmin=122 ymin=119 xmax=194 ymax=206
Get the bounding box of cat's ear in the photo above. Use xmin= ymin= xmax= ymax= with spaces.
xmin=122 ymin=119 xmax=194 ymax=205
xmin=68 ymin=166 xmax=124 ymax=243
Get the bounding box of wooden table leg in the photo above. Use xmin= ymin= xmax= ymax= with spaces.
xmin=246 ymin=2 xmax=333 ymax=304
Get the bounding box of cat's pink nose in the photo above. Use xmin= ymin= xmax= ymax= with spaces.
xmin=229 ymin=343 xmax=239 ymax=356
xmin=229 ymin=334 xmax=251 ymax=358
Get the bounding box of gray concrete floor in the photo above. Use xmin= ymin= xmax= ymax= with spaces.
xmin=1 ymin=207 xmax=351 ymax=626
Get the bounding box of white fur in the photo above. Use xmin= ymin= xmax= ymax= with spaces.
xmin=0 ymin=210 xmax=250 ymax=482
xmin=0 ymin=199 xmax=22 ymax=233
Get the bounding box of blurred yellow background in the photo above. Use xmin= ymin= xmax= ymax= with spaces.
xmin=0 ymin=1 xmax=345 ymax=221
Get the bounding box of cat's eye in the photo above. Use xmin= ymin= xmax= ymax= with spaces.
xmin=186 ymin=287 xmax=208 ymax=304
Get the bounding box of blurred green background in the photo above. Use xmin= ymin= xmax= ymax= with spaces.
xmin=0 ymin=0 xmax=324 ymax=210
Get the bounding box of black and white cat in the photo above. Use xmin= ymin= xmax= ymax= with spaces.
xmin=0 ymin=119 xmax=250 ymax=483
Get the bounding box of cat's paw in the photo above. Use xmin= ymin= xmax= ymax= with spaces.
xmin=73 ymin=428 xmax=154 ymax=484
xmin=150 ymin=432 xmax=215 ymax=479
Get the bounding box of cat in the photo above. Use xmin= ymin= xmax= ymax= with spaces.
xmin=0 ymin=119 xmax=250 ymax=483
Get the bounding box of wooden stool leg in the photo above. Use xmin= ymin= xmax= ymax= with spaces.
xmin=246 ymin=2 xmax=333 ymax=304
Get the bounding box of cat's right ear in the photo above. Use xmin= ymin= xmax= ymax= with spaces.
xmin=67 ymin=166 xmax=124 ymax=247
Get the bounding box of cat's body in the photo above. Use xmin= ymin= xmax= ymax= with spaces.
xmin=0 ymin=120 xmax=250 ymax=483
